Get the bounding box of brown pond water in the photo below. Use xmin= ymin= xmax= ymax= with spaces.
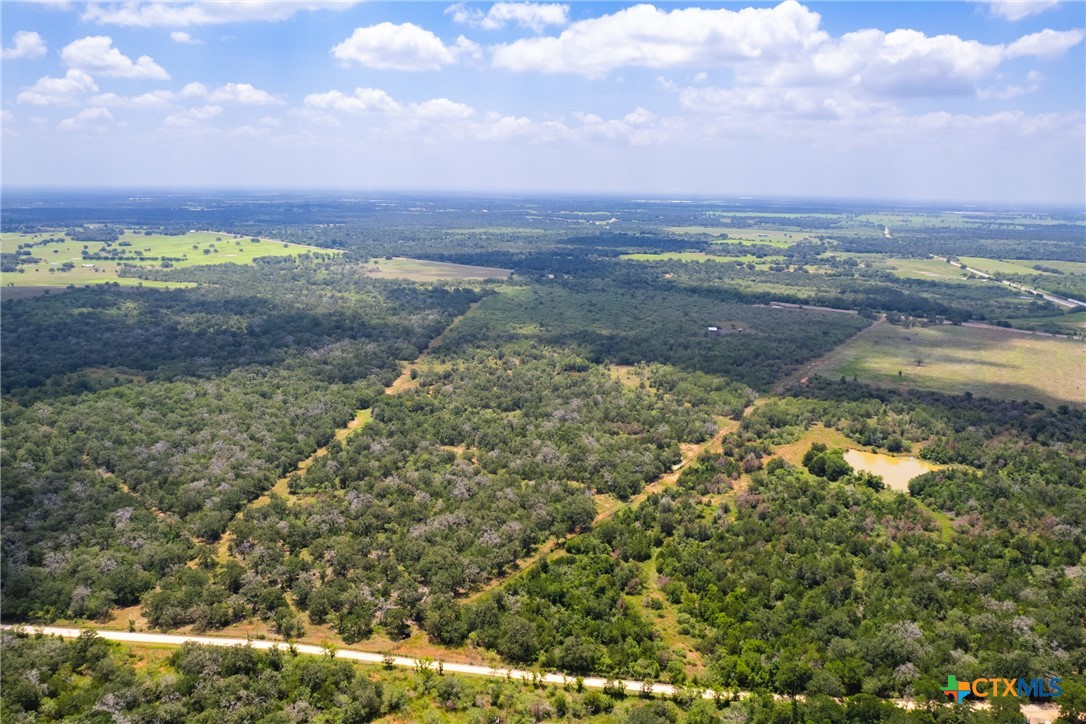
xmin=843 ymin=449 xmax=939 ymax=493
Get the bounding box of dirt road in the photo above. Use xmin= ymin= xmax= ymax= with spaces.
xmin=2 ymin=626 xmax=1061 ymax=722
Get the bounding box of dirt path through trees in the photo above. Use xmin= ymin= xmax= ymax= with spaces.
xmin=771 ymin=317 xmax=883 ymax=395
xmin=213 ymin=301 xmax=481 ymax=563
xmin=463 ymin=415 xmax=743 ymax=603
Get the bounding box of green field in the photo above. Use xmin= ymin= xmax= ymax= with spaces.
xmin=1004 ymin=310 xmax=1086 ymax=336
xmin=849 ymin=212 xmax=1084 ymax=230
xmin=2 ymin=230 xmax=329 ymax=291
xmin=663 ymin=225 xmax=732 ymax=236
xmin=622 ymin=251 xmax=721 ymax=262
xmin=958 ymin=256 xmax=1086 ymax=277
xmin=706 ymin=211 xmax=841 ymax=219
xmin=855 ymin=255 xmax=973 ymax=282
xmin=620 ymin=251 xmax=785 ymax=265
xmin=361 ymin=256 xmax=512 ymax=282
xmin=820 ymin=321 xmax=1085 ymax=407
xmin=666 ymin=226 xmax=806 ymax=246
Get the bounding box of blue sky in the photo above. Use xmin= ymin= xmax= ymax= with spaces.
xmin=2 ymin=1 xmax=1084 ymax=204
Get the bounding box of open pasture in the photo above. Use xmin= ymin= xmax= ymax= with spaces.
xmin=2 ymin=230 xmax=326 ymax=290
xmin=622 ymin=251 xmax=720 ymax=262
xmin=361 ymin=256 xmax=512 ymax=282
xmin=958 ymin=256 xmax=1086 ymax=277
xmin=855 ymin=255 xmax=973 ymax=282
xmin=713 ymin=229 xmax=811 ymax=245
xmin=848 ymin=212 xmax=1084 ymax=230
xmin=820 ymin=321 xmax=1085 ymax=407
xmin=621 ymin=251 xmax=786 ymax=267
xmin=674 ymin=226 xmax=806 ymax=246
xmin=1005 ymin=310 xmax=1086 ymax=334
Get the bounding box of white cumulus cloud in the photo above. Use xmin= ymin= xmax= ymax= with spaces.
xmin=984 ymin=1 xmax=1062 ymax=21
xmin=82 ymin=2 xmax=361 ymax=27
xmin=491 ymin=1 xmax=827 ymax=76
xmin=304 ymin=88 xmax=402 ymax=113
xmin=17 ymin=69 xmax=98 ymax=105
xmin=170 ymin=31 xmax=203 ymax=44
xmin=412 ymin=98 xmax=476 ymax=120
xmin=58 ymin=107 xmax=116 ymax=133
xmin=163 ymin=105 xmax=223 ymax=127
xmin=332 ymin=22 xmax=479 ymax=70
xmin=1004 ymin=28 xmax=1085 ymax=59
xmin=3 ymin=31 xmax=47 ymax=60
xmin=446 ymin=2 xmax=569 ymax=32
xmin=61 ymin=36 xmax=170 ymax=79
xmin=179 ymin=82 xmax=209 ymax=98
xmin=489 ymin=0 xmax=1083 ymax=100
xmin=208 ymin=82 xmax=284 ymax=105
xmin=90 ymin=89 xmax=178 ymax=108
xmin=803 ymin=28 xmax=1007 ymax=97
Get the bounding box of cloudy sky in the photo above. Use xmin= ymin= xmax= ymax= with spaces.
xmin=2 ymin=1 xmax=1084 ymax=204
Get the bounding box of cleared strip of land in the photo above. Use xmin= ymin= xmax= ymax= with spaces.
xmin=360 ymin=257 xmax=512 ymax=282
xmin=2 ymin=626 xmax=1060 ymax=723
xmin=1 ymin=625 xmax=702 ymax=699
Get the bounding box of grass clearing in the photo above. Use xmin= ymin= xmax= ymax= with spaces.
xmin=819 ymin=321 xmax=1085 ymax=407
xmin=1005 ymin=310 xmax=1086 ymax=334
xmin=2 ymin=230 xmax=328 ymax=290
xmin=772 ymin=424 xmax=858 ymax=467
xmin=361 ymin=256 xmax=512 ymax=282
xmin=622 ymin=251 xmax=720 ymax=262
xmin=620 ymin=251 xmax=784 ymax=265
xmin=335 ymin=407 xmax=372 ymax=443
xmin=608 ymin=364 xmax=651 ymax=390
xmin=664 ymin=225 xmax=735 ymax=236
xmin=663 ymin=226 xmax=809 ymax=246
xmin=625 ymin=558 xmax=706 ymax=677
xmin=958 ymin=256 xmax=1086 ymax=277
xmin=711 ymin=228 xmax=806 ymax=246
xmin=868 ymin=256 xmax=973 ymax=282
xmin=1009 ymin=259 xmax=1086 ymax=275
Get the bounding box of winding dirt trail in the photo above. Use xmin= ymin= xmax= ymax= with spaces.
xmin=464 ymin=414 xmax=743 ymax=603
xmin=386 ymin=300 xmax=481 ymax=395
xmin=771 ymin=316 xmax=884 ymax=395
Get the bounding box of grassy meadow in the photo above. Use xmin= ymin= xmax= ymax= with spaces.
xmin=360 ymin=256 xmax=512 ymax=282
xmin=820 ymin=321 xmax=1085 ymax=407
xmin=2 ymin=230 xmax=328 ymax=293
xmin=863 ymin=256 xmax=973 ymax=282
xmin=957 ymin=256 xmax=1086 ymax=277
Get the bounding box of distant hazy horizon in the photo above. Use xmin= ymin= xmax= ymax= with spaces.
xmin=2 ymin=186 xmax=1086 ymax=212
xmin=3 ymin=1 xmax=1084 ymax=205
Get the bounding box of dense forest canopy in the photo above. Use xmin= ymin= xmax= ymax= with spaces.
xmin=2 ymin=193 xmax=1083 ymax=722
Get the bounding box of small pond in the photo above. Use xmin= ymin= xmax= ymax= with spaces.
xmin=843 ymin=449 xmax=939 ymax=493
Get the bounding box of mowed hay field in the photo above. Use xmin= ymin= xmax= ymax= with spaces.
xmin=820 ymin=321 xmax=1085 ymax=407
xmin=852 ymin=255 xmax=972 ymax=282
xmin=360 ymin=256 xmax=512 ymax=282
xmin=1 ymin=230 xmax=330 ymax=292
xmin=958 ymin=256 xmax=1086 ymax=277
